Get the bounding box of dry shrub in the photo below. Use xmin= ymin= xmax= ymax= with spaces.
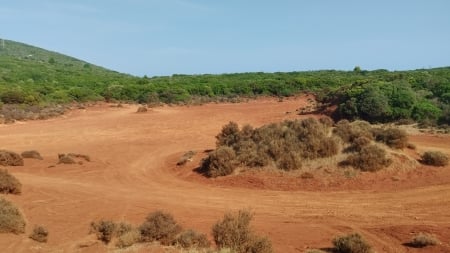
xmin=175 ymin=229 xmax=211 ymax=249
xmin=90 ymin=220 xmax=116 ymax=244
xmin=276 ymin=152 xmax=302 ymax=171
xmin=177 ymin=151 xmax=196 ymax=166
xmin=334 ymin=120 xmax=373 ymax=143
xmin=344 ymin=145 xmax=392 ymax=172
xmin=409 ymin=232 xmax=440 ymax=248
xmin=346 ymin=136 xmax=371 ymax=152
xmin=319 ymin=116 xmax=334 ymax=127
xmin=136 ymin=106 xmax=148 ymax=113
xmin=0 ymin=198 xmax=26 ymax=234
xmin=421 ymin=151 xmax=449 ymax=166
xmin=332 ymin=233 xmax=372 ymax=253
xmin=0 ymin=150 xmax=24 ymax=166
xmin=216 ymin=121 xmax=241 ymax=147
xmin=29 ymin=225 xmax=49 ymax=243
xmin=116 ymin=229 xmax=141 ymax=248
xmin=58 ymin=154 xmax=76 ymax=164
xmin=0 ymin=169 xmax=22 ymax=194
xmin=201 ymin=147 xmax=236 ymax=177
xmin=67 ymin=153 xmax=91 ymax=162
xmin=212 ymin=210 xmax=273 ymax=253
xmin=372 ymin=127 xmax=408 ymax=149
xmin=21 ymin=150 xmax=43 ymax=160
xmin=139 ymin=210 xmax=182 ymax=245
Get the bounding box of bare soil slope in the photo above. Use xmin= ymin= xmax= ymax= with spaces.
xmin=0 ymin=96 xmax=449 ymax=253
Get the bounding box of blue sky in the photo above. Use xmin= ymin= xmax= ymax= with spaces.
xmin=1 ymin=0 xmax=450 ymax=77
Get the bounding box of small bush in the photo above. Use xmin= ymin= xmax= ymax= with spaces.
xmin=21 ymin=150 xmax=43 ymax=160
xmin=372 ymin=127 xmax=408 ymax=149
xmin=421 ymin=151 xmax=449 ymax=166
xmin=67 ymin=153 xmax=91 ymax=162
xmin=116 ymin=229 xmax=141 ymax=248
xmin=334 ymin=120 xmax=373 ymax=143
xmin=212 ymin=210 xmax=273 ymax=253
xmin=345 ymin=145 xmax=392 ymax=172
xmin=0 ymin=169 xmax=22 ymax=194
xmin=0 ymin=150 xmax=24 ymax=166
xmin=176 ymin=229 xmax=211 ymax=249
xmin=136 ymin=106 xmax=148 ymax=113
xmin=90 ymin=220 xmax=116 ymax=244
xmin=29 ymin=225 xmax=49 ymax=243
xmin=58 ymin=154 xmax=76 ymax=164
xmin=201 ymin=146 xmax=236 ymax=177
xmin=139 ymin=210 xmax=182 ymax=245
xmin=0 ymin=198 xmax=26 ymax=234
xmin=409 ymin=232 xmax=440 ymax=248
xmin=332 ymin=233 xmax=372 ymax=253
xmin=347 ymin=136 xmax=371 ymax=152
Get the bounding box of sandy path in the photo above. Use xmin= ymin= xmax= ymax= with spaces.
xmin=0 ymin=96 xmax=449 ymax=253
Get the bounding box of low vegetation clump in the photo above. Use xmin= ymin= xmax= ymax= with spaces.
xmin=212 ymin=210 xmax=273 ymax=253
xmin=29 ymin=225 xmax=49 ymax=243
xmin=139 ymin=210 xmax=182 ymax=245
xmin=21 ymin=150 xmax=43 ymax=160
xmin=421 ymin=151 xmax=449 ymax=166
xmin=136 ymin=106 xmax=148 ymax=113
xmin=177 ymin=150 xmax=196 ymax=166
xmin=371 ymin=127 xmax=408 ymax=149
xmin=58 ymin=153 xmax=91 ymax=164
xmin=343 ymin=145 xmax=392 ymax=172
xmin=332 ymin=233 xmax=372 ymax=253
xmin=201 ymin=118 xmax=338 ymax=177
xmin=0 ymin=198 xmax=26 ymax=234
xmin=116 ymin=229 xmax=141 ymax=248
xmin=0 ymin=169 xmax=22 ymax=194
xmin=0 ymin=150 xmax=24 ymax=166
xmin=408 ymin=232 xmax=440 ymax=248
xmin=90 ymin=220 xmax=117 ymax=244
xmin=175 ymin=229 xmax=211 ymax=249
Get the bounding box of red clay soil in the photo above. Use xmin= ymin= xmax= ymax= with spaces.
xmin=0 ymin=95 xmax=449 ymax=253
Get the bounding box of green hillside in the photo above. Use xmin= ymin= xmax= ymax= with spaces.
xmin=0 ymin=38 xmax=449 ymax=125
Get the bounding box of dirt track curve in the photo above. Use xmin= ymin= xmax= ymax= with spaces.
xmin=1 ymin=96 xmax=449 ymax=253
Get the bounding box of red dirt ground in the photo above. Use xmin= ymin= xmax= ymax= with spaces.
xmin=0 ymin=95 xmax=449 ymax=253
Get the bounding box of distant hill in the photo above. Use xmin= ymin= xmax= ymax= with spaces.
xmin=0 ymin=38 xmax=449 ymax=125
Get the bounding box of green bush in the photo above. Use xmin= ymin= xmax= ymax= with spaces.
xmin=175 ymin=229 xmax=211 ymax=249
xmin=408 ymin=232 xmax=440 ymax=248
xmin=332 ymin=233 xmax=372 ymax=253
xmin=29 ymin=225 xmax=49 ymax=243
xmin=0 ymin=169 xmax=22 ymax=194
xmin=421 ymin=151 xmax=449 ymax=166
xmin=0 ymin=198 xmax=26 ymax=234
xmin=344 ymin=145 xmax=392 ymax=172
xmin=139 ymin=210 xmax=182 ymax=245
xmin=212 ymin=210 xmax=273 ymax=253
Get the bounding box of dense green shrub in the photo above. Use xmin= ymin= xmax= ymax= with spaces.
xmin=0 ymin=198 xmax=26 ymax=234
xmin=332 ymin=233 xmax=372 ymax=253
xmin=421 ymin=151 xmax=449 ymax=166
xmin=139 ymin=210 xmax=182 ymax=245
xmin=0 ymin=169 xmax=22 ymax=194
xmin=212 ymin=210 xmax=272 ymax=253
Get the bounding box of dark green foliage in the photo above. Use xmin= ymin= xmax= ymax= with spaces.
xmin=0 ymin=198 xmax=26 ymax=234
xmin=421 ymin=151 xmax=449 ymax=166
xmin=212 ymin=210 xmax=273 ymax=253
xmin=344 ymin=145 xmax=392 ymax=172
xmin=29 ymin=225 xmax=49 ymax=243
xmin=332 ymin=233 xmax=372 ymax=253
xmin=202 ymin=118 xmax=339 ymax=177
xmin=139 ymin=210 xmax=182 ymax=245
xmin=0 ymin=169 xmax=22 ymax=194
xmin=175 ymin=229 xmax=211 ymax=249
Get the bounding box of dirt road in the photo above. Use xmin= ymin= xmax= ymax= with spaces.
xmin=1 ymin=96 xmax=449 ymax=252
